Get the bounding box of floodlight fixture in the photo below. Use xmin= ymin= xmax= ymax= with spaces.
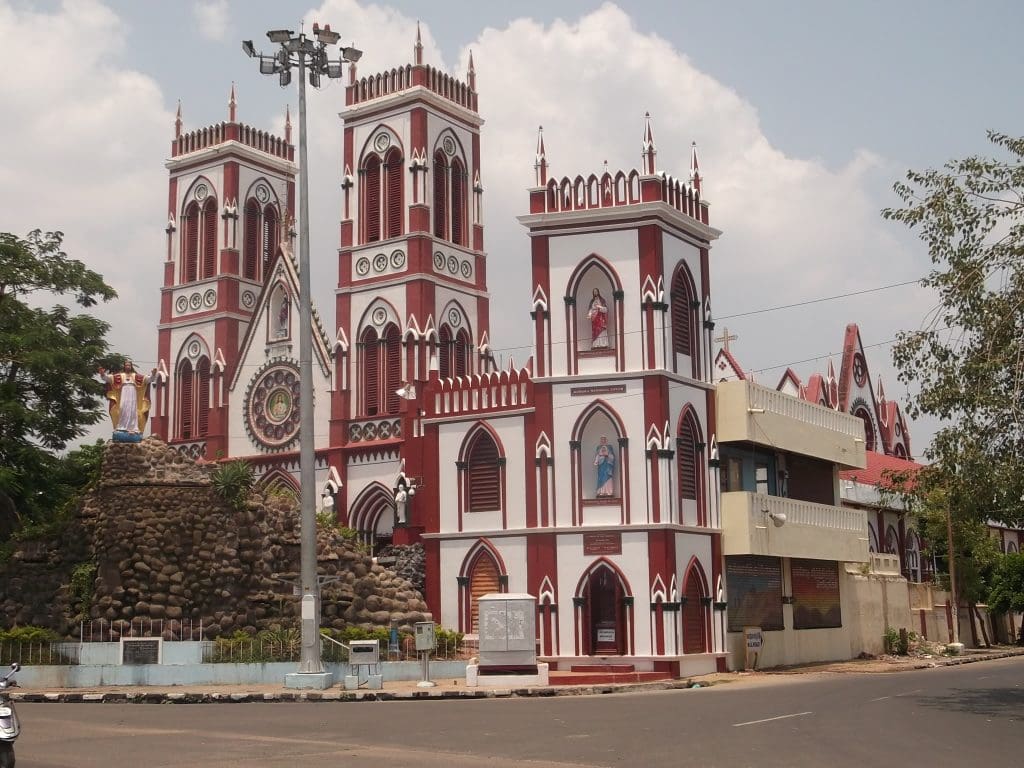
xmin=316 ymin=26 xmax=341 ymax=45
xmin=341 ymin=46 xmax=363 ymax=62
xmin=279 ymin=69 xmax=291 ymax=87
xmin=242 ymin=39 xmax=256 ymax=57
xmin=267 ymin=29 xmax=293 ymax=43
xmin=309 ymin=71 xmax=321 ymax=88
xmin=259 ymin=56 xmax=276 ymax=75
xmin=326 ymin=62 xmax=344 ymax=79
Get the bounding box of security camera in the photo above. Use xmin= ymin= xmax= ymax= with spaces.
xmin=769 ymin=511 xmax=787 ymax=528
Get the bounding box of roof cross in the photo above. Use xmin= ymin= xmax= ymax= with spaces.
xmin=714 ymin=326 xmax=738 ymax=352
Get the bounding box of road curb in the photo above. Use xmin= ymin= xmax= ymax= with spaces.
xmin=11 ymin=678 xmax=703 ymax=704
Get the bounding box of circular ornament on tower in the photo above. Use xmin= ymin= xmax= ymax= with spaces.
xmin=442 ymin=136 xmax=456 ymax=156
xmin=194 ymin=183 xmax=209 ymax=201
xmin=255 ymin=185 xmax=270 ymax=203
xmin=241 ymin=290 xmax=256 ymax=308
xmin=447 ymin=255 xmax=459 ymax=274
xmin=175 ymin=295 xmax=189 ymax=314
xmin=373 ymin=252 xmax=389 ymax=272
xmin=390 ymin=249 xmax=406 ymax=269
xmin=374 ymin=132 xmax=391 ymax=152
xmin=433 ymin=251 xmax=445 ymax=270
xmin=448 ymin=309 xmax=461 ymax=327
xmin=355 ymin=257 xmax=371 ymax=276
xmin=853 ymin=353 xmax=867 ymax=387
xmin=460 ymin=260 xmax=472 ymax=278
xmin=372 ymin=307 xmax=388 ymax=326
xmin=203 ymin=289 xmax=217 ymax=308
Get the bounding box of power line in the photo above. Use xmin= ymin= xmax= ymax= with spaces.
xmin=716 ymin=279 xmax=923 ymax=321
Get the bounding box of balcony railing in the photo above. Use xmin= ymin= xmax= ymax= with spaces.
xmin=716 ymin=380 xmax=866 ymax=468
xmin=722 ymin=491 xmax=869 ymax=563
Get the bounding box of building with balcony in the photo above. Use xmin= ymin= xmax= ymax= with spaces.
xmin=716 ymin=378 xmax=873 ymax=667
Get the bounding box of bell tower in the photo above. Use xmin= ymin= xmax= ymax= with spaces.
xmin=330 ymin=31 xmax=487 ymax=453
xmin=152 ymin=88 xmax=296 ymax=459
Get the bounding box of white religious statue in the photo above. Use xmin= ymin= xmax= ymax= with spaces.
xmin=98 ymin=360 xmax=153 ymax=436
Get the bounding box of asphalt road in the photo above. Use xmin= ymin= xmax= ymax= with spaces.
xmin=11 ymin=657 xmax=1024 ymax=768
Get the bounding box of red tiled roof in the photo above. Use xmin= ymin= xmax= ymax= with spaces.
xmin=840 ymin=450 xmax=923 ymax=488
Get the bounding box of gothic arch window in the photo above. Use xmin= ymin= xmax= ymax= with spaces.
xmin=433 ymin=149 xmax=448 ymax=240
xmin=432 ymin=134 xmax=469 ymax=246
xmin=451 ymin=156 xmax=466 ymax=246
xmin=438 ymin=306 xmax=473 ymax=379
xmin=885 ymin=525 xmax=899 ymax=555
xmin=201 ymin=197 xmax=218 ymax=279
xmin=182 ymin=201 xmax=200 ymax=283
xmin=854 ymin=406 xmax=876 ymax=452
xmin=348 ymin=482 xmax=396 ymax=553
xmin=677 ymin=407 xmax=704 ymax=524
xmin=904 ymin=530 xmax=921 ymax=582
xmin=358 ymin=315 xmax=402 ymax=417
xmin=363 ymin=154 xmax=381 ymax=242
xmin=242 ymin=188 xmax=280 ymax=282
xmin=682 ymin=561 xmax=709 ymax=654
xmin=463 ymin=427 xmax=503 ymax=513
xmin=571 ymin=260 xmax=618 ymax=356
xmin=384 ymin=146 xmax=404 ymax=239
xmin=671 ymin=263 xmax=700 ymax=377
xmin=459 ymin=541 xmax=507 ymax=633
xmin=867 ymin=521 xmax=879 ymax=553
xmin=175 ymin=348 xmax=211 ymax=440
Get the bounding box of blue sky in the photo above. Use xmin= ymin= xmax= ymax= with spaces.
xmin=4 ymin=0 xmax=1022 ymax=455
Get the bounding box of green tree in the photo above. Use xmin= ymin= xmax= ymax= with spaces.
xmin=884 ymin=132 xmax=1024 ymax=527
xmin=0 ymin=230 xmax=117 ymax=532
xmin=988 ymin=553 xmax=1024 ymax=644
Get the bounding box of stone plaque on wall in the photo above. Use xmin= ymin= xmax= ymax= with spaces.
xmin=583 ymin=531 xmax=622 ymax=556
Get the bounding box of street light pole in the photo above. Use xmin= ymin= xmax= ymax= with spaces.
xmin=244 ymin=25 xmax=362 ymax=685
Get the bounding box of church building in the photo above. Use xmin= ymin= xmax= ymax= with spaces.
xmin=154 ymin=31 xmax=728 ymax=675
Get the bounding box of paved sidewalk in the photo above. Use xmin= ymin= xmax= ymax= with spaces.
xmin=11 ymin=646 xmax=1024 ymax=704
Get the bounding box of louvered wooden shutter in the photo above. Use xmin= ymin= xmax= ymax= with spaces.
xmin=184 ymin=202 xmax=199 ymax=282
xmin=470 ymin=556 xmax=500 ymax=633
xmin=362 ymin=331 xmax=379 ymax=416
xmin=682 ymin=575 xmax=706 ymax=653
xmin=468 ymin=433 xmax=500 ymax=511
xmin=196 ymin=357 xmax=211 ymax=437
xmin=433 ymin=152 xmax=447 ymax=239
xmin=202 ymin=199 xmax=217 ymax=278
xmin=386 ymin=149 xmax=403 ymax=239
xmin=679 ymin=415 xmax=698 ymax=501
xmin=672 ymin=276 xmax=691 ymax=357
xmin=384 ymin=326 xmax=401 ymax=414
xmin=244 ymin=200 xmax=260 ymax=280
xmin=262 ymin=205 xmax=278 ymax=277
xmin=451 ymin=159 xmax=464 ymax=245
xmin=178 ymin=360 xmax=194 ymax=439
xmin=438 ymin=326 xmax=452 ymax=378
xmin=365 ymin=157 xmax=381 ymax=242
xmin=455 ymin=330 xmax=470 ymax=378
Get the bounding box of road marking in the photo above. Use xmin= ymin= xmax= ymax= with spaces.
xmin=869 ymin=696 xmax=890 ymax=702
xmin=894 ymin=689 xmax=922 ymax=697
xmin=733 ymin=711 xmax=812 ymax=727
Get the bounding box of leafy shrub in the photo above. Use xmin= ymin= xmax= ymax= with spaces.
xmin=69 ymin=561 xmax=97 ymax=617
xmin=211 ymin=460 xmax=254 ymax=510
xmin=0 ymin=626 xmax=60 ymax=643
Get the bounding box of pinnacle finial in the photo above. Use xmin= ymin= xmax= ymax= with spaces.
xmin=228 ymin=82 xmax=237 ymax=122
xmin=285 ymin=104 xmax=292 ymax=143
xmin=642 ymin=111 xmax=656 ymax=174
xmin=690 ymin=141 xmax=702 ymax=194
xmin=467 ymin=49 xmax=476 ymax=89
xmin=415 ymin=21 xmax=423 ymax=65
xmin=175 ymin=100 xmax=183 ymax=138
xmin=534 ymin=125 xmax=548 ymax=186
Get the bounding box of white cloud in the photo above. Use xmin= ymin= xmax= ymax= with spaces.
xmin=2 ymin=0 xmax=936 ymax=451
xmin=0 ymin=0 xmax=172 ymax=369
xmin=193 ymin=0 xmax=229 ymax=41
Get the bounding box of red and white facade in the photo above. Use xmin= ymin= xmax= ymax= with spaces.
xmin=156 ymin=35 xmax=725 ymax=675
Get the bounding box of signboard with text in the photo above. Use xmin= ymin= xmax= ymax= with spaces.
xmin=583 ymin=532 xmax=622 ymax=556
xmin=791 ymin=559 xmax=842 ymax=629
xmin=726 ymin=556 xmax=784 ymax=632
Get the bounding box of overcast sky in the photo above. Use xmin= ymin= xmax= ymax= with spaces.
xmin=4 ymin=0 xmax=1021 ymax=457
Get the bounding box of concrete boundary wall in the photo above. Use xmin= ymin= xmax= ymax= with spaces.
xmin=17 ymin=660 xmax=468 ymax=688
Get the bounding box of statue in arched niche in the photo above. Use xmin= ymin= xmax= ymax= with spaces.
xmin=593 ymin=435 xmax=616 ymax=497
xmin=587 ymin=288 xmax=609 ymax=350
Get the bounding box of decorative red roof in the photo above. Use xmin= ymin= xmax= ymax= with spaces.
xmin=840 ymin=450 xmax=922 ymax=489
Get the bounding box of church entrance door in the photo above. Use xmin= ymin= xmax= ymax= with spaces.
xmin=587 ymin=565 xmax=624 ymax=655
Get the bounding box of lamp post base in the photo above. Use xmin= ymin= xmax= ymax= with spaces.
xmin=284 ymin=671 xmax=334 ymax=690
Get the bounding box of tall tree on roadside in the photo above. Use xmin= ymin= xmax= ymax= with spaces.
xmin=884 ymin=132 xmax=1024 ymax=526
xmin=884 ymin=133 xmax=1024 ymax=639
xmin=0 ymin=230 xmax=117 ymax=533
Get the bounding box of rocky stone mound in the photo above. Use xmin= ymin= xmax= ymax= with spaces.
xmin=0 ymin=438 xmax=429 ymax=638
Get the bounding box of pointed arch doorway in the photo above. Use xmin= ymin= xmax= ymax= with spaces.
xmin=584 ymin=564 xmax=625 ymax=655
